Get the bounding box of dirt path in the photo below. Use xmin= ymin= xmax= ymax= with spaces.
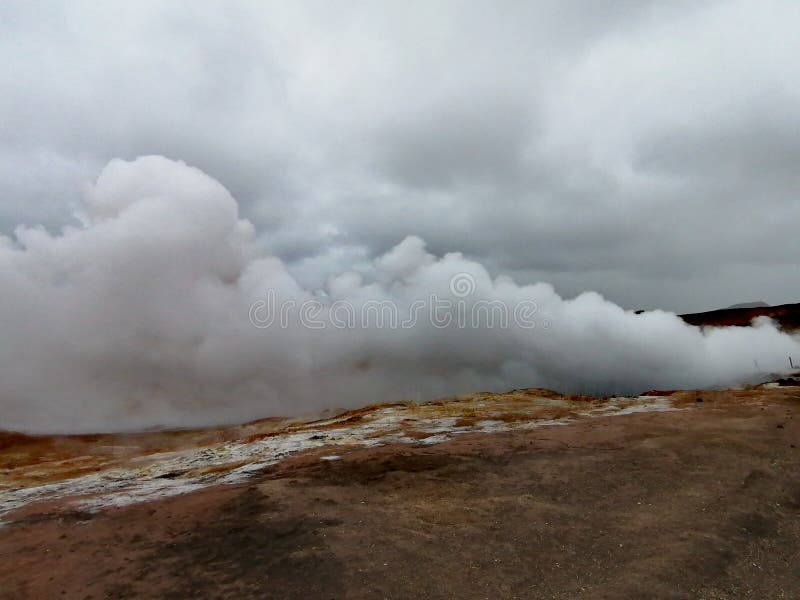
xmin=1 ymin=388 xmax=799 ymax=599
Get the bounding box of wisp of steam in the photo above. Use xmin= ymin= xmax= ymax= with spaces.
xmin=2 ymin=156 xmax=798 ymax=433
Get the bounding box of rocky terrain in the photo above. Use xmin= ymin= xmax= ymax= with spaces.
xmin=1 ymin=383 xmax=799 ymax=599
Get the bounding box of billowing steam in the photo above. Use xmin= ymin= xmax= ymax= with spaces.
xmin=2 ymin=156 xmax=798 ymax=433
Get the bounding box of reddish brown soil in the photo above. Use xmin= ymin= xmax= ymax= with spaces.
xmin=0 ymin=417 xmax=295 ymax=487
xmin=1 ymin=388 xmax=799 ymax=599
xmin=680 ymin=302 xmax=800 ymax=331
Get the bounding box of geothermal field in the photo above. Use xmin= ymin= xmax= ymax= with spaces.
xmin=1 ymin=158 xmax=798 ymax=599
xmin=1 ymin=293 xmax=800 ymax=599
xmin=2 ymin=143 xmax=800 ymax=600
xmin=1 ymin=367 xmax=799 ymax=598
xmin=4 ymin=3 xmax=800 ymax=598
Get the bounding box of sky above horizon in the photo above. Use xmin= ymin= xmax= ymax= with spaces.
xmin=2 ymin=0 xmax=799 ymax=313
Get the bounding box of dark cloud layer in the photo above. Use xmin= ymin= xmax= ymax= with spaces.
xmin=1 ymin=0 xmax=799 ymax=313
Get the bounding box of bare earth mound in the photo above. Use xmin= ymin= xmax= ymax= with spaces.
xmin=1 ymin=386 xmax=799 ymax=599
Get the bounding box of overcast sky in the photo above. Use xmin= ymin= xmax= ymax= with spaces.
xmin=2 ymin=0 xmax=799 ymax=313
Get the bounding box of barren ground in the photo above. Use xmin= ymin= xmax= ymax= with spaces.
xmin=1 ymin=387 xmax=799 ymax=599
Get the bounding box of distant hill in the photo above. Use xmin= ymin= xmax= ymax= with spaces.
xmin=725 ymin=301 xmax=769 ymax=309
xmin=680 ymin=302 xmax=800 ymax=330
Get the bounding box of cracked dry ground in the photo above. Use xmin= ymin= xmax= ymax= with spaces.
xmin=1 ymin=388 xmax=799 ymax=599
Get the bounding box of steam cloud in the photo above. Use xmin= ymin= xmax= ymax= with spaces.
xmin=2 ymin=156 xmax=798 ymax=433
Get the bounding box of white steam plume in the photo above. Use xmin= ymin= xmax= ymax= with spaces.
xmin=1 ymin=156 xmax=797 ymax=433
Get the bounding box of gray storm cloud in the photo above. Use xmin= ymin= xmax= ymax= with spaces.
xmin=1 ymin=156 xmax=798 ymax=433
xmin=2 ymin=1 xmax=800 ymax=312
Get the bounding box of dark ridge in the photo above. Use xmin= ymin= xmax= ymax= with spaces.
xmin=680 ymin=302 xmax=800 ymax=331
